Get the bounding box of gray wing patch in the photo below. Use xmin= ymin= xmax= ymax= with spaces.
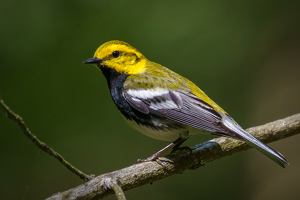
xmin=124 ymin=89 xmax=182 ymax=115
xmin=124 ymin=93 xmax=149 ymax=114
xmin=169 ymin=91 xmax=183 ymax=108
xmin=152 ymin=92 xmax=227 ymax=133
xmin=123 ymin=90 xmax=229 ymax=134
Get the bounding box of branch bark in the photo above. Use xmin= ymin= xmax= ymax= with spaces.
xmin=46 ymin=113 xmax=300 ymax=200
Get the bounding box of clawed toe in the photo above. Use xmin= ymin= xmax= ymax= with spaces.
xmin=137 ymin=156 xmax=168 ymax=174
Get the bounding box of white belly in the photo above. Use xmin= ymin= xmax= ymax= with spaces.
xmin=124 ymin=118 xmax=202 ymax=142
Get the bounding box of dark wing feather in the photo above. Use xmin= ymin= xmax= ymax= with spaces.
xmin=124 ymin=93 xmax=149 ymax=114
xmin=124 ymin=89 xmax=230 ymax=134
xmin=155 ymin=92 xmax=228 ymax=133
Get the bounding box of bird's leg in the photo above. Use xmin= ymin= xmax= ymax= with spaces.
xmin=137 ymin=137 xmax=185 ymax=173
xmin=171 ymin=136 xmax=192 ymax=153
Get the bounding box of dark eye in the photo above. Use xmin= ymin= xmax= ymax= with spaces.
xmin=112 ymin=51 xmax=120 ymax=58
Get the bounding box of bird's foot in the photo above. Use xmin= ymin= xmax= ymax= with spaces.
xmin=137 ymin=154 xmax=168 ymax=174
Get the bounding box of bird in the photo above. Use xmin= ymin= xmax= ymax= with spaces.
xmin=83 ymin=40 xmax=288 ymax=171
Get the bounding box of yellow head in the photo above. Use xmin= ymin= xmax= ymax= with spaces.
xmin=84 ymin=40 xmax=147 ymax=74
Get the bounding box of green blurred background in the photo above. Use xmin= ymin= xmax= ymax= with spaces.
xmin=1 ymin=0 xmax=300 ymax=199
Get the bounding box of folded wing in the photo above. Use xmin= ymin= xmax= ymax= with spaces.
xmin=124 ymin=89 xmax=231 ymax=136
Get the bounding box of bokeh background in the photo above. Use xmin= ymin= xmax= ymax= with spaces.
xmin=1 ymin=1 xmax=300 ymax=199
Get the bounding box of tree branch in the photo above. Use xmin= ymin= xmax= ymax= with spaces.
xmin=46 ymin=113 xmax=300 ymax=200
xmin=0 ymin=97 xmax=93 ymax=182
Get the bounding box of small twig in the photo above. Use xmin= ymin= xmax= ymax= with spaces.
xmin=106 ymin=178 xmax=126 ymax=200
xmin=0 ymin=97 xmax=93 ymax=182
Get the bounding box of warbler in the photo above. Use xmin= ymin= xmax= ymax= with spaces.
xmin=83 ymin=40 xmax=288 ymax=170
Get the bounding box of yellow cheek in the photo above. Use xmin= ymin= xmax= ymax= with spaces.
xmin=124 ymin=59 xmax=146 ymax=74
xmin=124 ymin=59 xmax=136 ymax=66
xmin=103 ymin=58 xmax=146 ymax=74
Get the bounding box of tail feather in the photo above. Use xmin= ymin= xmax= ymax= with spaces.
xmin=244 ymin=134 xmax=289 ymax=168
xmin=222 ymin=114 xmax=289 ymax=168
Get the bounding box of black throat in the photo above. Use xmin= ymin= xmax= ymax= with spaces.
xmin=98 ymin=65 xmax=138 ymax=121
xmin=99 ymin=65 xmax=129 ymax=93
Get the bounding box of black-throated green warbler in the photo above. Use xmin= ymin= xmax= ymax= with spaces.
xmin=83 ymin=40 xmax=288 ymax=170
